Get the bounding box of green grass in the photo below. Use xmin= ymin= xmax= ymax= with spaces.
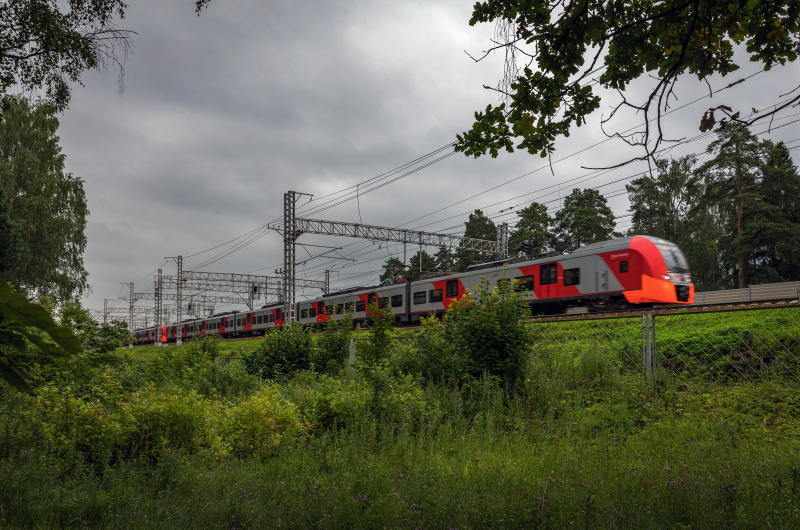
xmin=2 ymin=379 xmax=799 ymax=528
xmin=2 ymin=308 xmax=799 ymax=528
xmin=128 ymin=338 xmax=261 ymax=362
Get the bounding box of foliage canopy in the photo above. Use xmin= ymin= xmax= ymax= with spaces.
xmin=0 ymin=97 xmax=88 ymax=302
xmin=456 ymin=0 xmax=800 ymax=162
xmin=0 ymin=1 xmax=211 ymax=110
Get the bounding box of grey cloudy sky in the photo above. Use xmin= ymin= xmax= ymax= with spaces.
xmin=54 ymin=0 xmax=800 ymax=322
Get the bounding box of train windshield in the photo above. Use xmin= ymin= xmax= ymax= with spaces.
xmin=657 ymin=243 xmax=690 ymax=273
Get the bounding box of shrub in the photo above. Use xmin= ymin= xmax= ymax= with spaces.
xmin=287 ymin=373 xmax=372 ymax=431
xmin=361 ymin=302 xmax=393 ymax=364
xmin=117 ymin=387 xmax=212 ymax=461
xmin=244 ymin=323 xmax=312 ymax=379
xmin=17 ymin=385 xmax=121 ymax=466
xmin=444 ymin=275 xmax=530 ymax=388
xmin=209 ymin=359 xmax=260 ymax=399
xmin=313 ymin=314 xmax=352 ymax=375
xmin=378 ymin=372 xmax=441 ymax=431
xmin=221 ymin=384 xmax=307 ymax=457
xmin=391 ymin=316 xmax=465 ymax=384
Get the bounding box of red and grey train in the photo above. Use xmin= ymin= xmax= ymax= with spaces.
xmin=133 ymin=235 xmax=694 ymax=345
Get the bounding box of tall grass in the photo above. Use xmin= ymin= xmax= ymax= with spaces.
xmin=2 ymin=310 xmax=799 ymax=527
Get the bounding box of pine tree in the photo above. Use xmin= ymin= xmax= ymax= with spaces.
xmin=508 ymin=201 xmax=552 ymax=257
xmin=697 ymin=126 xmax=763 ymax=288
xmin=552 ymin=188 xmax=615 ymax=253
xmin=746 ymin=141 xmax=800 ymax=283
xmin=456 ymin=209 xmax=496 ymax=270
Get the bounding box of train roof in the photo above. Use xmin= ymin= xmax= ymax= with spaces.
xmin=323 ymin=285 xmax=378 ymax=297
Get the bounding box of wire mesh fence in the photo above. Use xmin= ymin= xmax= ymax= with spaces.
xmin=528 ymin=307 xmax=800 ymax=382
xmin=347 ymin=306 xmax=800 ymax=383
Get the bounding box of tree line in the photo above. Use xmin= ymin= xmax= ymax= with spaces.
xmin=381 ymin=126 xmax=800 ymax=292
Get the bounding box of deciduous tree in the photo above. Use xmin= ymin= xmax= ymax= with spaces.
xmin=0 ymin=97 xmax=88 ymax=302
xmin=0 ymin=1 xmax=211 ymax=110
xmin=456 ymin=0 xmax=800 ymax=163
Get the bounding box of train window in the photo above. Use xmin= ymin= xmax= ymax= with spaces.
xmin=379 ymin=298 xmax=390 ymax=308
xmin=367 ymin=293 xmax=377 ymax=306
xmin=413 ymin=291 xmax=427 ymax=305
xmin=563 ymin=268 xmax=580 ymax=286
xmin=356 ymin=300 xmax=366 ymax=312
xmin=301 ymin=308 xmax=308 ymax=319
xmin=317 ymin=302 xmax=325 ymax=313
xmin=514 ymin=275 xmax=534 ymax=292
xmin=309 ymin=307 xmax=316 ymax=317
xmin=498 ymin=278 xmax=511 ymax=291
xmin=391 ymin=294 xmax=403 ymax=307
xmin=540 ymin=263 xmax=557 ymax=285
xmin=335 ymin=304 xmax=343 ymax=314
xmin=619 ymin=260 xmax=629 ymax=273
xmin=429 ymin=288 xmax=443 ymax=303
xmin=446 ymin=279 xmax=459 ymax=298
xmin=326 ymin=305 xmax=334 ymax=315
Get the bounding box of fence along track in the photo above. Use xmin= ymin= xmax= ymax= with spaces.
xmin=532 ymin=280 xmax=800 ymax=324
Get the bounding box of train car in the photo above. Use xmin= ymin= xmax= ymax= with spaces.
xmin=132 ymin=235 xmax=693 ymax=344
xmin=298 ymin=283 xmax=409 ymax=326
xmin=406 ymin=235 xmax=693 ymax=318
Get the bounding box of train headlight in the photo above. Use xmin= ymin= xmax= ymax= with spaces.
xmin=667 ymin=272 xmax=691 ymax=283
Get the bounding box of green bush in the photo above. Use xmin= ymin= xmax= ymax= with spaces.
xmin=117 ymin=387 xmax=212 ymax=461
xmin=444 ymin=275 xmax=530 ymax=387
xmin=15 ymin=385 xmax=120 ymax=466
xmin=393 ymin=316 xmax=465 ymax=384
xmin=312 ymin=314 xmax=352 ymax=375
xmin=221 ymin=384 xmax=308 ymax=457
xmin=244 ymin=323 xmax=312 ymax=379
xmin=286 ymin=373 xmax=372 ymax=431
xmin=208 ymin=359 xmax=261 ymax=399
xmin=360 ymin=302 xmax=394 ymax=365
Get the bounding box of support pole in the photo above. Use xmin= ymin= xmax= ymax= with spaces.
xmin=324 ymin=270 xmax=331 ymax=295
xmin=497 ymin=222 xmax=509 ymax=257
xmin=129 ymin=282 xmax=134 ymax=348
xmin=155 ymin=268 xmax=163 ymax=346
xmin=283 ymin=191 xmax=297 ymax=323
xmin=282 ymin=190 xmax=312 ymax=324
xmin=103 ymin=299 xmax=109 ymax=325
xmin=176 ymin=256 xmax=183 ymax=345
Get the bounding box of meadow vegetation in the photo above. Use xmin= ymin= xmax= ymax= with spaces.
xmin=1 ymin=281 xmax=799 ymax=528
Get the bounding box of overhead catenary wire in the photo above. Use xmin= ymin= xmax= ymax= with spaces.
xmin=315 ymin=109 xmax=800 ymax=290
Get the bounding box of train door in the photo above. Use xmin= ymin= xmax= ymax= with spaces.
xmin=539 ymin=262 xmax=558 ymax=299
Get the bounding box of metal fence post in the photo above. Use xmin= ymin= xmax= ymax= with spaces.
xmin=346 ymin=337 xmax=356 ymax=378
xmin=641 ymin=313 xmax=655 ymax=380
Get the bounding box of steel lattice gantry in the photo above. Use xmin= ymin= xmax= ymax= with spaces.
xmin=276 ymin=190 xmax=506 ymax=324
xmin=294 ymin=218 xmax=504 ymax=254
xmin=123 ymin=292 xmax=242 ymax=305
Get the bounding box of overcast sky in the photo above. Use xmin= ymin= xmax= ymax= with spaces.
xmin=54 ymin=0 xmax=800 ymax=323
